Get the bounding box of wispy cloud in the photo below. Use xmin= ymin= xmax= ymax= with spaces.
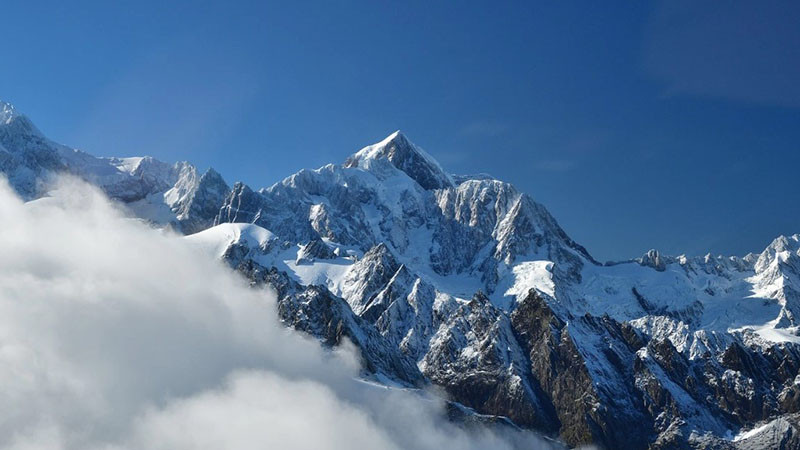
xmin=527 ymin=129 xmax=611 ymax=172
xmin=533 ymin=159 xmax=575 ymax=172
xmin=73 ymin=36 xmax=262 ymax=160
xmin=460 ymin=120 xmax=511 ymax=137
xmin=643 ymin=0 xmax=800 ymax=108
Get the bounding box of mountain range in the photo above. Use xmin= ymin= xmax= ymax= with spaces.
xmin=3 ymin=100 xmax=800 ymax=449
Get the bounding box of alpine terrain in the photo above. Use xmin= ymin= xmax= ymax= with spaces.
xmin=3 ymin=100 xmax=800 ymax=449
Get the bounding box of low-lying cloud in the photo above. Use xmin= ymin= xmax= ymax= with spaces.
xmin=0 ymin=176 xmax=556 ymax=449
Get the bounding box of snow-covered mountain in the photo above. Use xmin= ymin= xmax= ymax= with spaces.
xmin=3 ymin=99 xmax=800 ymax=449
xmin=0 ymin=100 xmax=230 ymax=232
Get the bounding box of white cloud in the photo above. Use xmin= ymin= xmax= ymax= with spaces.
xmin=0 ymin=176 xmax=555 ymax=450
xmin=122 ymin=372 xmax=399 ymax=450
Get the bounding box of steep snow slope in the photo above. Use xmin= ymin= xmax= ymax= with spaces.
xmin=344 ymin=130 xmax=454 ymax=190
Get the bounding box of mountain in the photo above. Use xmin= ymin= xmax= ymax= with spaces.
xmin=3 ymin=100 xmax=800 ymax=449
xmin=0 ymin=100 xmax=231 ymax=231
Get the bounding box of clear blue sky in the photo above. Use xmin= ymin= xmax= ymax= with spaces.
xmin=4 ymin=1 xmax=800 ymax=261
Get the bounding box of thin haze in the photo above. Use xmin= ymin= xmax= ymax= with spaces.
xmin=2 ymin=0 xmax=799 ymax=261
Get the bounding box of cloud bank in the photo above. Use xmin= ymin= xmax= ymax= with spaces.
xmin=0 ymin=176 xmax=555 ymax=450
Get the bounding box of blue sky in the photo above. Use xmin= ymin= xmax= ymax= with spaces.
xmin=3 ymin=1 xmax=799 ymax=261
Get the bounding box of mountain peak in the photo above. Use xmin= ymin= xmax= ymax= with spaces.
xmin=0 ymin=100 xmax=44 ymax=139
xmin=344 ymin=131 xmax=453 ymax=190
xmin=0 ymin=101 xmax=20 ymax=125
xmin=202 ymin=167 xmax=223 ymax=179
xmin=369 ymin=130 xmax=411 ymax=149
xmin=385 ymin=129 xmax=404 ymax=141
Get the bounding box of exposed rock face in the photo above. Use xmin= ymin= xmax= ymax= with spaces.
xmin=420 ymin=291 xmax=558 ymax=433
xmin=640 ymin=249 xmax=668 ymax=271
xmin=167 ymin=167 xmax=231 ymax=234
xmin=7 ymin=100 xmax=800 ymax=449
xmin=432 ymin=178 xmax=594 ymax=287
xmin=681 ymin=413 xmax=800 ymax=449
xmin=341 ymin=243 xmax=404 ymax=314
xmin=233 ymin=258 xmax=425 ymax=387
xmin=511 ymin=291 xmax=651 ymax=448
xmin=295 ymin=238 xmax=336 ymax=264
xmin=752 ymin=235 xmax=800 ymax=327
